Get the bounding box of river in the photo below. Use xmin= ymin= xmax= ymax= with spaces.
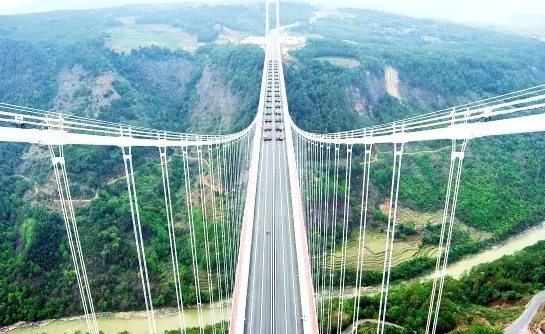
xmin=5 ymin=305 xmax=231 ymax=334
xmin=5 ymin=222 xmax=545 ymax=334
xmin=445 ymin=221 xmax=545 ymax=279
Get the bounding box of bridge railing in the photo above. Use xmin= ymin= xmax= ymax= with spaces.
xmin=292 ymin=85 xmax=545 ymax=142
xmin=0 ymin=102 xmax=256 ymax=145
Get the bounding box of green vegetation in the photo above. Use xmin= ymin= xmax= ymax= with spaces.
xmin=284 ymin=59 xmax=366 ymax=132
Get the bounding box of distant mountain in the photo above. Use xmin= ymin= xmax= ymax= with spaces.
xmin=3 ymin=0 xmax=545 ymax=27
xmin=0 ymin=0 xmax=260 ymax=15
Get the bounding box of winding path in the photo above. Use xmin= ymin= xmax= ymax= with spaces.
xmin=505 ymin=290 xmax=545 ymax=334
xmin=341 ymin=319 xmax=403 ymax=334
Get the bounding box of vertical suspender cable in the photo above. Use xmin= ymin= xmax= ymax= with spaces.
xmin=208 ymin=144 xmax=225 ymax=327
xmin=326 ymin=143 xmax=341 ymax=332
xmin=352 ymin=140 xmax=373 ymax=334
xmin=309 ymin=141 xmax=316 ymax=286
xmin=221 ymin=143 xmax=234 ymax=293
xmin=216 ymin=144 xmax=230 ymax=301
xmin=336 ymin=144 xmax=353 ymax=334
xmin=227 ymin=141 xmax=239 ymax=290
xmin=196 ymin=146 xmax=217 ymax=334
xmin=313 ymin=141 xmax=320 ymax=290
xmin=121 ymin=138 xmax=156 ymax=334
xmin=48 ymin=116 xmax=99 ymax=334
xmin=320 ymin=144 xmax=331 ymax=332
xmin=316 ymin=142 xmax=324 ymax=331
xmin=431 ymin=138 xmax=468 ymax=334
xmin=425 ymin=140 xmax=456 ymax=334
xmin=376 ymin=125 xmax=405 ymax=334
xmin=158 ymin=134 xmax=187 ymax=334
xmin=60 ymin=164 xmax=99 ymax=334
xmin=49 ymin=141 xmax=98 ymax=334
xmin=182 ymin=146 xmax=205 ymax=334
xmin=234 ymin=137 xmax=247 ymax=267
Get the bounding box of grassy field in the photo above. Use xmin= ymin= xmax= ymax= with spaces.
xmin=106 ymin=24 xmax=201 ymax=52
xmin=318 ymin=57 xmax=361 ymax=68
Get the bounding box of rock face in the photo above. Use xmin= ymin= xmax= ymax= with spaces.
xmin=189 ymin=66 xmax=242 ymax=134
xmin=344 ymin=69 xmax=386 ymax=117
xmin=53 ymin=64 xmax=120 ymax=117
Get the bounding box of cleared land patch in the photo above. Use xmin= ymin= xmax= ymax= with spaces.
xmin=106 ymin=24 xmax=201 ymax=52
xmin=318 ymin=57 xmax=360 ymax=68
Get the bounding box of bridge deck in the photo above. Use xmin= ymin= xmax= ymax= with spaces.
xmin=244 ymin=52 xmax=303 ymax=333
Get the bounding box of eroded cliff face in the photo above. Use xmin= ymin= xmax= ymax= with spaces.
xmin=188 ymin=66 xmax=242 ymax=134
xmin=344 ymin=65 xmax=449 ymax=118
xmin=53 ymin=64 xmax=120 ymax=117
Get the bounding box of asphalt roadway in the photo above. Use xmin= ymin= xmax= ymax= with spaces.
xmin=243 ymin=56 xmax=304 ymax=333
xmin=504 ymin=290 xmax=545 ymax=334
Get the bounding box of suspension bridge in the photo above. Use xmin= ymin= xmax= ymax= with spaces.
xmin=1 ymin=1 xmax=545 ymax=334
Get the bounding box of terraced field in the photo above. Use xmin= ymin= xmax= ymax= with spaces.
xmin=379 ymin=200 xmax=443 ymax=229
xmin=379 ymin=201 xmax=494 ymax=241
xmin=325 ymin=231 xmax=438 ymax=271
xmin=321 ymin=201 xmax=493 ymax=272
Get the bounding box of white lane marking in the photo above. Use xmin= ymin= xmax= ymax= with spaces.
xmin=279 ymin=120 xmax=289 ymax=334
xmin=281 ymin=124 xmax=301 ymax=334
xmin=259 ymin=61 xmax=274 ymax=333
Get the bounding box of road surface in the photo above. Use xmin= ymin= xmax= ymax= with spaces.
xmin=243 ymin=45 xmax=303 ymax=334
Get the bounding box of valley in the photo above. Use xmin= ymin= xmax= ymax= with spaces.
xmin=0 ymin=2 xmax=544 ymax=334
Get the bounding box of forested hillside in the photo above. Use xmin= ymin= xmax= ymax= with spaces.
xmin=0 ymin=1 xmax=544 ymax=331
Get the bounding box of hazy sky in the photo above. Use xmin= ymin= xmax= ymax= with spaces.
xmin=1 ymin=0 xmax=544 ymax=23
